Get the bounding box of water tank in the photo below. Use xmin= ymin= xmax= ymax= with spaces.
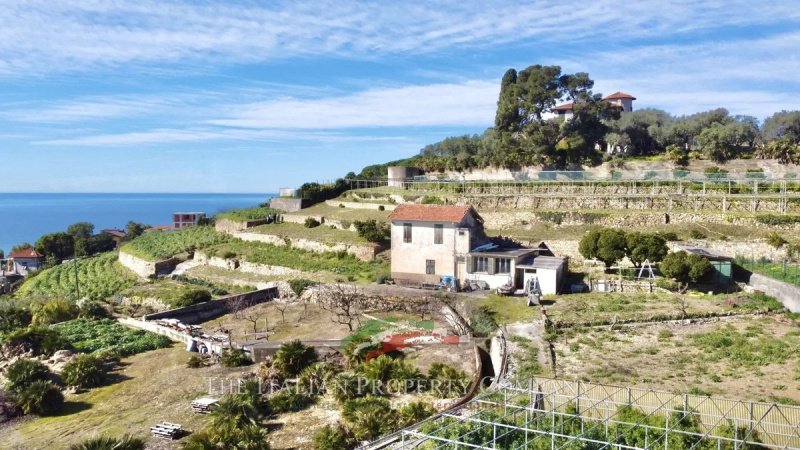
xmin=387 ymin=166 xmax=420 ymax=187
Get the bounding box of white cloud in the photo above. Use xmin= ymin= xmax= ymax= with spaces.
xmin=208 ymin=80 xmax=498 ymax=129
xmin=1 ymin=0 xmax=798 ymax=76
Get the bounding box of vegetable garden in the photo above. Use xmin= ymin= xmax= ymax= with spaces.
xmin=15 ymin=252 xmax=138 ymax=301
xmin=57 ymin=318 xmax=172 ymax=356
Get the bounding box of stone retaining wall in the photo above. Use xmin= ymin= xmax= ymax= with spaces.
xmin=747 ymin=273 xmax=800 ymax=313
xmin=324 ymin=200 xmax=396 ymax=211
xmin=194 ymin=250 xmax=305 ymax=277
xmin=118 ymin=251 xmax=181 ymax=278
xmin=215 ymin=218 xmax=271 ymax=233
xmin=142 ymin=287 xmax=278 ymax=323
xmin=269 ymin=197 xmax=306 ymax=212
xmin=232 ymin=231 xmax=380 ymax=261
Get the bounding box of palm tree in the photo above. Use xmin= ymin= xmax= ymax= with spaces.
xmin=273 ymin=340 xmax=317 ymax=378
xmin=209 ymin=395 xmax=260 ymax=431
xmin=69 ymin=435 xmax=145 ymax=450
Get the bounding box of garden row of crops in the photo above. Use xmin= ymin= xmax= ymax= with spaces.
xmin=15 ymin=252 xmax=138 ymax=301
xmin=57 ymin=318 xmax=172 ymax=356
xmin=204 ymin=239 xmax=388 ymax=282
xmin=121 ymin=226 xmax=231 ymax=261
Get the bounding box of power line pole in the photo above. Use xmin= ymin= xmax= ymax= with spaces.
xmin=73 ymin=257 xmax=80 ymax=299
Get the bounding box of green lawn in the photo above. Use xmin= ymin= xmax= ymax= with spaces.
xmin=249 ymin=221 xmax=371 ymax=245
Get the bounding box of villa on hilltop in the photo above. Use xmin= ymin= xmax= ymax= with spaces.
xmin=4 ymin=247 xmax=44 ymax=275
xmin=552 ymin=91 xmax=636 ymax=121
xmin=388 ymin=204 xmax=567 ymax=294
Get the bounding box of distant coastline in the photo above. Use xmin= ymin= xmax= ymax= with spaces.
xmin=0 ymin=192 xmax=275 ymax=254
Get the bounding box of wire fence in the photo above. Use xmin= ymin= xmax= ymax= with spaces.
xmin=736 ymin=256 xmax=800 ymax=288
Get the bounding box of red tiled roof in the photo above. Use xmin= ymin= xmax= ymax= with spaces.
xmin=604 ymin=91 xmax=636 ymax=100
xmin=102 ymin=229 xmax=127 ymax=238
xmin=388 ymin=204 xmax=477 ymax=223
xmin=9 ymin=248 xmax=43 ymax=259
xmin=552 ymin=102 xmax=574 ymax=111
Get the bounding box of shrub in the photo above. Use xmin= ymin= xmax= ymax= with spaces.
xmin=187 ymin=355 xmax=205 ymax=368
xmin=660 ymin=251 xmax=712 ymax=285
xmin=353 ymin=220 xmax=390 ymax=243
xmin=69 ymin=435 xmax=145 ymax=450
xmin=31 ymin=299 xmax=79 ymax=326
xmin=755 ymin=214 xmax=800 ymax=226
xmin=274 ymin=340 xmax=318 ymax=377
xmin=268 ymin=390 xmax=314 ymax=413
xmin=704 ymin=166 xmax=729 ymax=179
xmin=17 ymin=380 xmax=63 ymax=415
xmin=220 ymin=349 xmax=251 ymax=368
xmin=656 ymin=232 xmax=679 ymax=242
xmin=398 ymin=401 xmax=436 ymax=428
xmin=766 ymin=232 xmax=788 ymax=249
xmin=377 ymin=205 xmax=385 ymax=211
xmin=470 ymin=306 xmax=499 ymax=337
xmin=2 ymin=327 xmax=70 ymax=356
xmin=342 ymin=396 xmax=395 ymax=441
xmin=0 ymin=306 xmax=32 ymax=333
xmin=4 ymin=359 xmax=52 ymax=393
xmin=689 ymin=229 xmax=707 ymax=239
xmin=304 ymin=217 xmax=321 ymax=228
xmin=420 ymin=195 xmax=443 ymax=205
xmin=173 ymin=289 xmax=212 ymax=307
xmin=330 ymin=372 xmax=368 ymax=403
xmin=313 ymin=424 xmax=349 ymax=450
xmin=61 ymin=354 xmax=107 ymax=389
xmin=427 ymin=363 xmax=470 ymax=398
xmin=375 ymin=274 xmax=390 ymax=284
xmin=288 ymin=278 xmax=318 ymax=296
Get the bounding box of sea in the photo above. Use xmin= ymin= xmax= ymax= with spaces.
xmin=0 ymin=193 xmax=275 ymax=255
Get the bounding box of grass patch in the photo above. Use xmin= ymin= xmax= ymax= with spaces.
xmin=473 ymin=294 xmax=539 ymax=324
xmin=283 ymin=202 xmax=390 ymax=223
xmin=121 ymin=226 xmax=231 ymax=261
xmin=250 ymin=222 xmax=371 ymax=245
xmin=121 ymin=280 xmax=213 ymax=308
xmin=57 ymin=318 xmax=172 ymax=357
xmin=15 ymin=252 xmax=138 ymax=301
xmin=204 ymin=239 xmax=388 ymax=282
xmin=688 ymin=324 xmax=800 ymax=367
xmin=216 ymin=206 xmax=281 ymax=222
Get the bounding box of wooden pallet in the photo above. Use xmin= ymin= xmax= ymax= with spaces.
xmin=191 ymin=397 xmax=219 ymax=414
xmin=150 ymin=422 xmax=183 ymax=440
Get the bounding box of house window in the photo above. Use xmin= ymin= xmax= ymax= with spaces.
xmin=434 ymin=224 xmax=443 ymax=244
xmin=403 ymin=223 xmax=412 ymax=243
xmin=496 ymin=258 xmax=511 ymax=274
xmin=426 ymin=259 xmax=435 ymax=275
xmin=474 ymin=256 xmax=488 ymax=273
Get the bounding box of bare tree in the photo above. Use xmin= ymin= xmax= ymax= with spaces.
xmin=677 ymin=296 xmax=689 ymax=320
xmin=231 ymin=296 xmax=263 ymax=334
xmin=317 ymin=284 xmax=367 ymax=332
xmin=275 ymin=301 xmax=289 ymax=323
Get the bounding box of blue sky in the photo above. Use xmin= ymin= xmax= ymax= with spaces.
xmin=1 ymin=0 xmax=799 ymax=193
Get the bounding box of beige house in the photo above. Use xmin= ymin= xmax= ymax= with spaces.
xmin=389 ymin=204 xmax=567 ymax=294
xmin=552 ymin=91 xmax=636 ymax=121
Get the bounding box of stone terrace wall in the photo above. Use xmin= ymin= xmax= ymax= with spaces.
xmin=232 ymin=231 xmax=380 ymax=261
xmin=269 ymin=197 xmax=306 ymax=212
xmin=215 ymin=218 xmax=271 ymax=234
xmin=747 ymin=273 xmax=800 ymax=313
xmin=118 ymin=251 xmax=180 ymax=278
xmin=194 ymin=250 xmax=304 ymax=277
xmin=324 ymin=200 xmax=397 ymax=211
xmin=142 ymin=287 xmax=278 ymax=323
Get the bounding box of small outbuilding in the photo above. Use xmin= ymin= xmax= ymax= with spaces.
xmin=682 ymin=247 xmax=733 ymax=285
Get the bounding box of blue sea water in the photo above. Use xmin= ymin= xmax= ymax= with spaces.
xmin=0 ymin=193 xmax=274 ymax=254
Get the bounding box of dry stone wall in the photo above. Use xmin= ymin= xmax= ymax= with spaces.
xmin=231 ymin=231 xmax=379 ymax=261
xmin=118 ymin=251 xmax=180 ymax=278
xmin=215 ymin=218 xmax=271 ymax=233
xmin=193 ymin=250 xmax=304 ymax=277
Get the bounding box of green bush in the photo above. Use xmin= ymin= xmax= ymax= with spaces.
xmin=274 ymin=340 xmax=318 ymax=377
xmin=470 ymin=306 xmax=499 ymax=336
xmin=398 ymin=401 xmax=436 ymax=428
xmin=420 ymin=195 xmax=443 ymax=205
xmin=4 ymin=359 xmax=52 ymax=393
xmin=187 ymin=355 xmax=206 ymax=368
xmin=330 ymin=372 xmax=368 ymax=403
xmin=31 ymin=299 xmax=79 ymax=326
xmin=288 ymin=279 xmax=317 ymax=296
xmin=268 ymin=390 xmax=315 ymax=413
xmin=342 ymin=396 xmax=395 ymax=441
xmin=766 ymin=232 xmax=788 ymax=249
xmin=0 ymin=305 xmax=32 ymax=333
xmin=755 ymin=214 xmax=800 ymax=226
xmin=313 ymin=424 xmax=349 ymax=450
xmin=69 ymin=435 xmax=145 ymax=450
xmin=689 ymin=229 xmax=707 ymax=239
xmin=17 ymin=380 xmax=63 ymax=416
xmin=304 ymin=217 xmax=321 ymax=228
xmin=61 ymin=354 xmax=107 ymax=389
xmin=220 ymin=349 xmax=251 ymax=368
xmin=353 ymin=219 xmax=390 ymax=243
xmin=2 ymin=327 xmax=70 ymax=356
xmin=216 ymin=206 xmax=281 ymax=222
xmin=173 ymin=289 xmax=212 ymax=307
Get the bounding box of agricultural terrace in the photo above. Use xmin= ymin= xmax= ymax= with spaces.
xmin=283 ymin=201 xmax=390 ymax=224
xmin=184 ymin=264 xmax=345 ymax=286
xmin=216 ymin=206 xmax=282 ymax=222
xmin=555 ymin=315 xmax=800 ymax=403
xmin=57 ymin=318 xmax=172 ymax=357
xmin=474 ymin=292 xmax=785 ymax=327
xmin=249 ymin=221 xmax=372 ymax=245
xmin=1 ymin=344 xmax=251 ymax=449
xmin=203 ymin=239 xmax=388 ymax=282
xmin=121 ymin=226 xmax=230 ymax=261
xmin=14 ymin=252 xmax=138 ymax=301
